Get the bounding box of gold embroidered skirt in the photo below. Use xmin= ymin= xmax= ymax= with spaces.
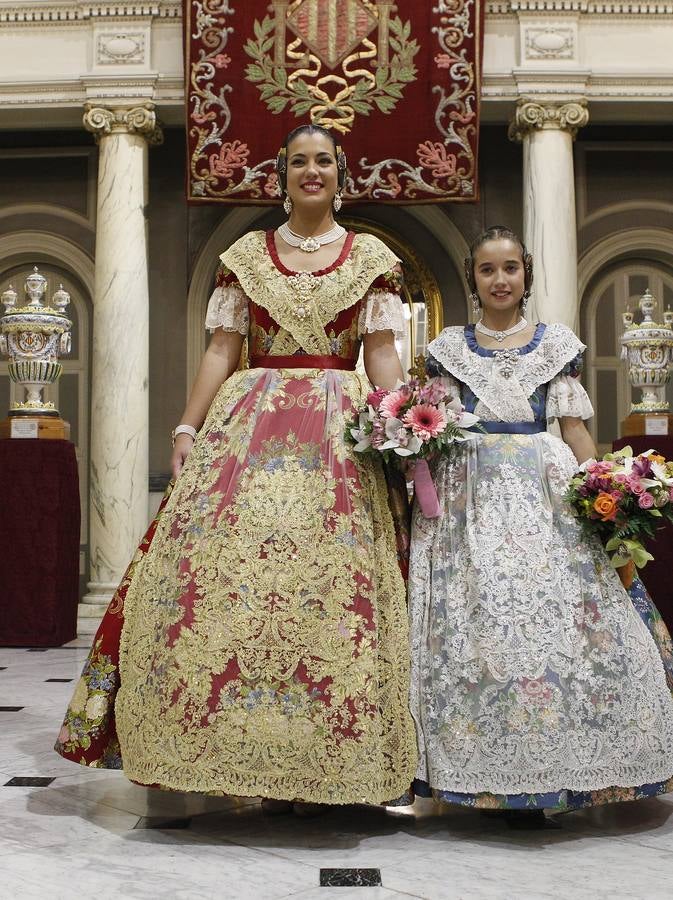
xmin=56 ymin=366 xmax=417 ymax=804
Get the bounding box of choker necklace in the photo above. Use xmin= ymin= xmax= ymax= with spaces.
xmin=277 ymin=221 xmax=346 ymax=253
xmin=475 ymin=317 xmax=528 ymax=343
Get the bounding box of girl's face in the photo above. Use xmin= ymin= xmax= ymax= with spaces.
xmin=285 ymin=131 xmax=339 ymax=211
xmin=473 ymin=238 xmax=526 ymax=314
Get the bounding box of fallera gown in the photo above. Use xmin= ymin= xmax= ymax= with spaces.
xmin=55 ymin=230 xmax=418 ymax=805
xmin=408 ymin=323 xmax=673 ymax=810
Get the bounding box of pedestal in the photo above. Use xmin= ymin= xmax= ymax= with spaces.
xmin=613 ymin=436 xmax=673 ymax=634
xmin=0 ymin=416 xmax=70 ymax=440
xmin=621 ymin=412 xmax=673 ymax=438
xmin=0 ymin=439 xmax=80 ymax=646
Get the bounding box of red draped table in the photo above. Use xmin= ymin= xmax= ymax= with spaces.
xmin=0 ymin=439 xmax=80 ymax=646
xmin=613 ymin=436 xmax=673 ymax=633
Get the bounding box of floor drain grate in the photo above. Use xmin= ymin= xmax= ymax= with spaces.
xmin=319 ymin=869 xmax=382 ymax=887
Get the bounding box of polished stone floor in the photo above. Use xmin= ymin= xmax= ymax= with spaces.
xmin=2 ymin=642 xmax=673 ymax=900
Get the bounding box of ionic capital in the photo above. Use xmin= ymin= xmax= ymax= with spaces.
xmin=83 ymin=103 xmax=163 ymax=144
xmin=508 ymin=100 xmax=589 ymax=143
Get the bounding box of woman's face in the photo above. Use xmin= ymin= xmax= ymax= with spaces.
xmin=284 ymin=131 xmax=339 ymax=211
xmin=472 ymin=238 xmax=526 ymax=314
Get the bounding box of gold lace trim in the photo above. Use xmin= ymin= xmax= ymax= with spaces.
xmin=220 ymin=232 xmax=399 ymax=356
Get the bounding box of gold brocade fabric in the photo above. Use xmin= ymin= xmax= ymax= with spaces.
xmin=114 ymin=243 xmax=417 ymax=803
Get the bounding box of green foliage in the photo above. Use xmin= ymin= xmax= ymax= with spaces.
xmin=242 ymin=14 xmax=419 ymax=122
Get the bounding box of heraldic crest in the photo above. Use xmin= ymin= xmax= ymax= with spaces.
xmin=245 ymin=0 xmax=419 ymax=134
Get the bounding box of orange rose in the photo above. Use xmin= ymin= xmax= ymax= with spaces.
xmin=647 ymin=453 xmax=666 ymax=466
xmin=593 ymin=491 xmax=618 ymax=521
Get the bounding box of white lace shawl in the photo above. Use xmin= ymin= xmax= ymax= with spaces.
xmin=357 ymin=289 xmax=406 ymax=340
xmin=204 ymin=282 xmax=249 ymax=335
xmin=428 ymin=323 xmax=589 ymax=423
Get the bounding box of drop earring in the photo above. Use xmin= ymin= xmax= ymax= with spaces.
xmin=470 ymin=292 xmax=480 ymax=316
xmin=283 ymin=193 xmax=292 ymax=216
xmin=521 ymin=291 xmax=530 ymax=315
xmin=333 ymin=190 xmax=342 ymax=213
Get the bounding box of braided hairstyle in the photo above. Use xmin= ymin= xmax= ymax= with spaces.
xmin=464 ymin=225 xmax=533 ymax=307
xmin=275 ymin=124 xmax=347 ymax=192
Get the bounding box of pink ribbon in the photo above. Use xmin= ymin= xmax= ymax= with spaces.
xmin=412 ymin=459 xmax=441 ymax=518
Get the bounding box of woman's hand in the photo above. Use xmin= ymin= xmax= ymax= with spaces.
xmin=171 ymin=433 xmax=195 ymax=479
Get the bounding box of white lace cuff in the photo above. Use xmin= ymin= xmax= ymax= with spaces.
xmin=205 ymin=283 xmax=249 ymax=334
xmin=546 ymin=375 xmax=594 ymax=421
xmin=358 ymin=290 xmax=406 ymax=339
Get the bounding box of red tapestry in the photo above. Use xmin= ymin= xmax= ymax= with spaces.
xmin=185 ymin=0 xmax=483 ymax=204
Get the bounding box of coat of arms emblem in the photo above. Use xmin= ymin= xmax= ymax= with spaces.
xmin=245 ymin=0 xmax=419 ymax=133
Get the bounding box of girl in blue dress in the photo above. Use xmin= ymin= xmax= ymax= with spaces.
xmin=408 ymin=225 xmax=673 ymax=826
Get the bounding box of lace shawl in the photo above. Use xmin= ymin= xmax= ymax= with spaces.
xmin=427 ymin=323 xmax=586 ymax=423
xmin=220 ymin=231 xmax=400 ymax=355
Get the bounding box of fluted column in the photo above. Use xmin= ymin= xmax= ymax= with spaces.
xmin=509 ymin=100 xmax=589 ymax=329
xmin=80 ymin=103 xmax=162 ymax=622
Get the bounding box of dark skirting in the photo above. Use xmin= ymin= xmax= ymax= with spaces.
xmin=0 ymin=439 xmax=80 ymax=647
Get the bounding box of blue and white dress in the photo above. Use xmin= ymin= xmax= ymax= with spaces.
xmin=408 ymin=322 xmax=673 ymax=810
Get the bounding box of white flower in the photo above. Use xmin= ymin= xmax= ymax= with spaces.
xmin=85 ymin=694 xmax=108 ymax=720
xmin=651 ymin=460 xmax=673 ymax=486
xmin=395 ymin=435 xmax=422 ymax=456
xmin=380 ymin=416 xmax=405 ymax=450
xmin=456 ymin=411 xmax=479 ymax=428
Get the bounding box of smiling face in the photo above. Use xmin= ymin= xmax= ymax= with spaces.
xmin=285 ymin=130 xmax=339 ymax=211
xmin=473 ymin=238 xmax=526 ymax=314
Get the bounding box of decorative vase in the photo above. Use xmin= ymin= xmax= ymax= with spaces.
xmin=620 ymin=289 xmax=673 ymax=436
xmin=0 ymin=267 xmax=72 ymax=439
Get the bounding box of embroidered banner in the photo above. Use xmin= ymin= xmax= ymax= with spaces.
xmin=185 ymin=0 xmax=483 ymax=204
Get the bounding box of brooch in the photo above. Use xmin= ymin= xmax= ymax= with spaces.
xmin=286 ymin=272 xmax=318 ymax=320
xmin=492 ymin=348 xmax=520 ymax=379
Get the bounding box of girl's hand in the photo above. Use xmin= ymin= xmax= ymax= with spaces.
xmin=171 ymin=433 xmax=195 ymax=479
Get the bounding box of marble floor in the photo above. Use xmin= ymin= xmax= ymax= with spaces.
xmin=2 ymin=643 xmax=673 ymax=900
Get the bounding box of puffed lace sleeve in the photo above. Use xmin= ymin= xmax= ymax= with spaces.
xmin=357 ymin=266 xmax=407 ymax=340
xmin=205 ymin=263 xmax=249 ymax=335
xmin=546 ymin=352 xmax=594 ymax=421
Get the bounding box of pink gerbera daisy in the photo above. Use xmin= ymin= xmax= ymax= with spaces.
xmin=404 ymin=404 xmax=447 ymax=440
xmin=379 ymin=390 xmax=408 ymax=420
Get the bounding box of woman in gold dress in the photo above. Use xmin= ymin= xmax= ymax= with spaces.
xmin=55 ymin=125 xmax=418 ymax=810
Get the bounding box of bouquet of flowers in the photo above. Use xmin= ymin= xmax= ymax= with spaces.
xmin=565 ymin=446 xmax=673 ymax=579
xmin=345 ymin=377 xmax=479 ymax=517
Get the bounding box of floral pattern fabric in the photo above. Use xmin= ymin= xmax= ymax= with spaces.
xmin=408 ymin=326 xmax=673 ymax=809
xmin=55 ymin=232 xmax=417 ymax=804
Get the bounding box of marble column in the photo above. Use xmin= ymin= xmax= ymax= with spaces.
xmin=509 ymin=100 xmax=589 ymax=329
xmin=80 ymin=103 xmax=162 ymax=629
